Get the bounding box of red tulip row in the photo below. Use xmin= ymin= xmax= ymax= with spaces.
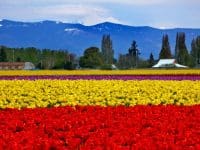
xmin=1 ymin=105 xmax=200 ymax=149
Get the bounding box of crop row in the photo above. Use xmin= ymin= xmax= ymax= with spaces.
xmin=0 ymin=105 xmax=200 ymax=149
xmin=1 ymin=69 xmax=200 ymax=76
xmin=1 ymin=80 xmax=200 ymax=108
xmin=1 ymin=75 xmax=200 ymax=80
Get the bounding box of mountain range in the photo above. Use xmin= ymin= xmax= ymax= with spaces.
xmin=0 ymin=19 xmax=200 ymax=59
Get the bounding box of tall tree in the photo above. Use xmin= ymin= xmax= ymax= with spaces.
xmin=191 ymin=36 xmax=200 ymax=67
xmin=0 ymin=46 xmax=7 ymax=62
xmin=190 ymin=38 xmax=197 ymax=66
xmin=197 ymin=36 xmax=200 ymax=64
xmin=128 ymin=40 xmax=140 ymax=68
xmin=175 ymin=32 xmax=190 ymax=65
xmin=101 ymin=35 xmax=114 ymax=64
xmin=175 ymin=33 xmax=179 ymax=59
xmin=79 ymin=47 xmax=103 ymax=68
xmin=159 ymin=34 xmax=172 ymax=59
xmin=148 ymin=53 xmax=155 ymax=67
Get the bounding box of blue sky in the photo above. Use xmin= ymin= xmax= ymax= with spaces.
xmin=0 ymin=0 xmax=199 ymax=28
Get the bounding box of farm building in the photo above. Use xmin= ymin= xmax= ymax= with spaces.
xmin=152 ymin=59 xmax=188 ymax=68
xmin=0 ymin=62 xmax=35 ymax=70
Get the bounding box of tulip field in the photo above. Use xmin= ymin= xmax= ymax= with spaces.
xmin=1 ymin=70 xmax=200 ymax=149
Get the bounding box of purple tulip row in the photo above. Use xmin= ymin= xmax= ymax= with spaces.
xmin=1 ymin=75 xmax=200 ymax=80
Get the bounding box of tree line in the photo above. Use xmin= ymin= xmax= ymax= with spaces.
xmin=158 ymin=32 xmax=200 ymax=67
xmin=0 ymin=46 xmax=77 ymax=69
xmin=0 ymin=32 xmax=200 ymax=69
xmin=79 ymin=32 xmax=200 ymax=69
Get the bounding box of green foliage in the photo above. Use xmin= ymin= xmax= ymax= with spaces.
xmin=190 ymin=36 xmax=200 ymax=67
xmin=64 ymin=59 xmax=77 ymax=70
xmin=101 ymin=35 xmax=114 ymax=65
xmin=0 ymin=45 xmax=75 ymax=69
xmin=40 ymin=50 xmax=72 ymax=69
xmin=137 ymin=59 xmax=149 ymax=68
xmin=175 ymin=32 xmax=190 ymax=66
xmin=64 ymin=61 xmax=74 ymax=70
xmin=100 ymin=64 xmax=112 ymax=70
xmin=117 ymin=54 xmax=128 ymax=69
xmin=128 ymin=40 xmax=140 ymax=68
xmin=159 ymin=34 xmax=172 ymax=59
xmin=148 ymin=53 xmax=155 ymax=67
xmin=118 ymin=40 xmax=140 ymax=69
xmin=16 ymin=57 xmax=21 ymax=62
xmin=0 ymin=46 xmax=7 ymax=62
xmin=79 ymin=47 xmax=103 ymax=68
xmin=1 ymin=32 xmax=199 ymax=69
xmin=128 ymin=41 xmax=138 ymax=57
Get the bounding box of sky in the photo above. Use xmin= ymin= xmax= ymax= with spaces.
xmin=0 ymin=0 xmax=200 ymax=28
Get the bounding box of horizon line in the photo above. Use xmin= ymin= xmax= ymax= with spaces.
xmin=1 ymin=18 xmax=200 ymax=30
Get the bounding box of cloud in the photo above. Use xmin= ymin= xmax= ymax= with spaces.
xmin=36 ymin=4 xmax=122 ymax=25
xmin=91 ymin=0 xmax=167 ymax=5
xmin=0 ymin=3 xmax=122 ymax=25
xmin=0 ymin=0 xmax=199 ymax=28
xmin=0 ymin=0 xmax=178 ymax=7
xmin=1 ymin=0 xmax=200 ymax=7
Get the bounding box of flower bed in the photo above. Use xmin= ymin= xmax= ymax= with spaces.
xmin=0 ymin=106 xmax=200 ymax=149
xmin=1 ymin=69 xmax=200 ymax=76
xmin=1 ymin=80 xmax=200 ymax=108
xmin=1 ymin=70 xmax=200 ymax=149
xmin=1 ymin=74 xmax=200 ymax=80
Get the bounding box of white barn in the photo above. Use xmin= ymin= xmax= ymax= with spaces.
xmin=152 ymin=59 xmax=188 ymax=68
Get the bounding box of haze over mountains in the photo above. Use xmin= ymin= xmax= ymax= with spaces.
xmin=0 ymin=19 xmax=200 ymax=59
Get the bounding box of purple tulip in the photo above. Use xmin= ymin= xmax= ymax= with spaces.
xmin=1 ymin=75 xmax=200 ymax=80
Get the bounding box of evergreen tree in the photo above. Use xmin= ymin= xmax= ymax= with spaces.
xmin=101 ymin=35 xmax=114 ymax=64
xmin=128 ymin=40 xmax=140 ymax=68
xmin=117 ymin=40 xmax=140 ymax=69
xmin=159 ymin=34 xmax=172 ymax=59
xmin=175 ymin=33 xmax=179 ymax=59
xmin=191 ymin=36 xmax=200 ymax=67
xmin=190 ymin=38 xmax=197 ymax=66
xmin=0 ymin=46 xmax=7 ymax=62
xmin=175 ymin=32 xmax=190 ymax=65
xmin=129 ymin=41 xmax=137 ymax=56
xmin=148 ymin=53 xmax=155 ymax=67
xmin=196 ymin=36 xmax=200 ymax=64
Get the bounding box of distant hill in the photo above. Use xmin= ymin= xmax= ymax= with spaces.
xmin=0 ymin=19 xmax=200 ymax=59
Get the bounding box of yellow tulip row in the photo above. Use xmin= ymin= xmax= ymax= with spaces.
xmin=1 ymin=69 xmax=200 ymax=76
xmin=0 ymin=80 xmax=200 ymax=108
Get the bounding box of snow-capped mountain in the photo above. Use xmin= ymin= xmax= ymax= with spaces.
xmin=0 ymin=19 xmax=200 ymax=58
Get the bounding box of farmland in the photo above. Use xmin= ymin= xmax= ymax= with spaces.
xmin=0 ymin=70 xmax=200 ymax=149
